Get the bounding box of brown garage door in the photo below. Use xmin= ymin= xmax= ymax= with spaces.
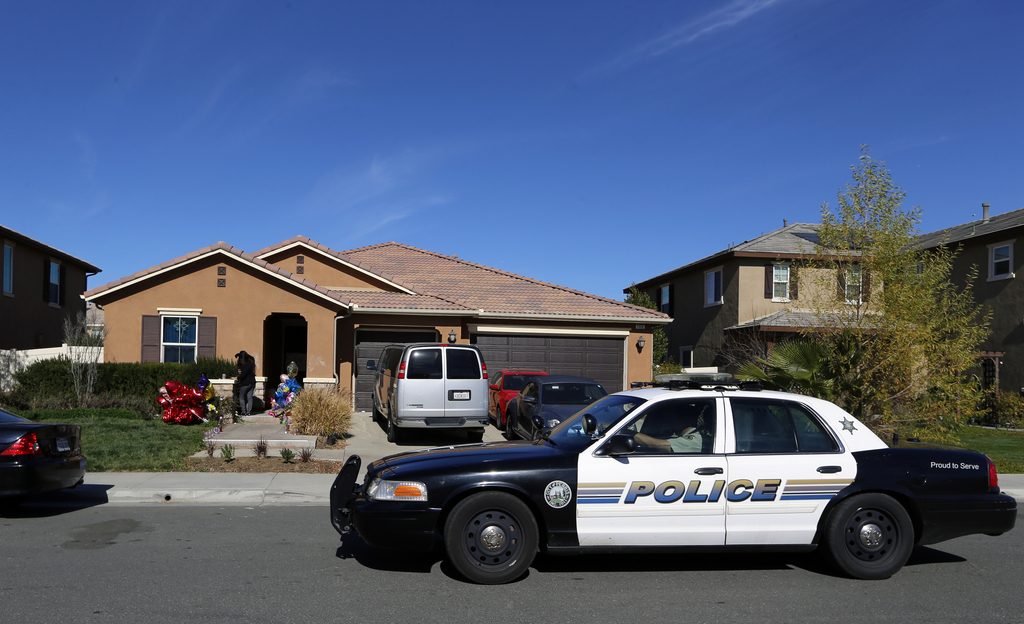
xmin=354 ymin=329 xmax=439 ymax=410
xmin=471 ymin=334 xmax=624 ymax=393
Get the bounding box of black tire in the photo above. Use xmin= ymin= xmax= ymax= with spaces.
xmin=467 ymin=429 xmax=484 ymax=443
xmin=372 ymin=404 xmax=383 ymax=423
xmin=821 ymin=493 xmax=914 ymax=580
xmin=504 ymin=409 xmax=518 ymax=440
xmin=495 ymin=407 xmax=506 ymax=432
xmin=444 ymin=491 xmax=538 ymax=584
xmin=385 ymin=413 xmax=402 ymax=444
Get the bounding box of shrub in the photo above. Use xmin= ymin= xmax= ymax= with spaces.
xmin=298 ymin=447 xmax=315 ymax=463
xmin=288 ymin=387 xmax=353 ymax=437
xmin=279 ymin=448 xmax=295 ymax=463
xmin=254 ymin=436 xmax=268 ymax=459
xmin=987 ymin=391 xmax=1024 ymax=428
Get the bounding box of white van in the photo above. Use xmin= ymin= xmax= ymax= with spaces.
xmin=366 ymin=344 xmax=490 ymax=443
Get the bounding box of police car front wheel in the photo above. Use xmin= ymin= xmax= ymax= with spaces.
xmin=443 ymin=491 xmax=539 ymax=584
xmin=822 ymin=493 xmax=914 ymax=580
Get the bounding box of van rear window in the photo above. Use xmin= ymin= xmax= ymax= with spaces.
xmin=407 ymin=349 xmax=443 ymax=379
xmin=446 ymin=349 xmax=481 ymax=379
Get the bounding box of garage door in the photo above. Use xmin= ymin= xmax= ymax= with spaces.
xmin=471 ymin=334 xmax=624 ymax=393
xmin=354 ymin=329 xmax=439 ymax=410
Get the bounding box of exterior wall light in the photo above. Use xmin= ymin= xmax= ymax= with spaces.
xmin=448 ymin=330 xmax=457 ymax=344
xmin=636 ymin=336 xmax=646 ymax=352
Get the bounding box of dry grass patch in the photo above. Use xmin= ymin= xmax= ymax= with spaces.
xmin=289 ymin=387 xmax=354 ymax=437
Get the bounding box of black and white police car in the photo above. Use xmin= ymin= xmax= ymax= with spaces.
xmin=330 ymin=380 xmax=1017 ymax=584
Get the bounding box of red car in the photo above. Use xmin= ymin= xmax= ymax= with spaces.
xmin=487 ymin=369 xmax=547 ymax=431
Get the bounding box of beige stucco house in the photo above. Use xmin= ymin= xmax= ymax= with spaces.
xmin=84 ymin=237 xmax=668 ymax=409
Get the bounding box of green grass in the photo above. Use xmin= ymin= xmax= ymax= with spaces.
xmin=956 ymin=426 xmax=1024 ymax=475
xmin=20 ymin=408 xmax=216 ymax=472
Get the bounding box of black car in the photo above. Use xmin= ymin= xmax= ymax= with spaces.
xmin=0 ymin=407 xmax=86 ymax=506
xmin=331 ymin=383 xmax=1016 ymax=584
xmin=505 ymin=375 xmax=607 ymax=441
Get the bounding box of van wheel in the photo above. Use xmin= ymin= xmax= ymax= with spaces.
xmin=444 ymin=491 xmax=538 ymax=584
xmin=467 ymin=429 xmax=484 ymax=443
xmin=372 ymin=405 xmax=383 ymax=423
xmin=386 ymin=414 xmax=402 ymax=444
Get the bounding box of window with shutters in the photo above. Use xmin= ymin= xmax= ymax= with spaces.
xmin=43 ymin=259 xmax=65 ymax=306
xmin=659 ymin=285 xmax=671 ymax=315
xmin=988 ymin=240 xmax=1015 ymax=281
xmin=705 ymin=267 xmax=723 ymax=307
xmin=162 ymin=316 xmax=197 ymax=363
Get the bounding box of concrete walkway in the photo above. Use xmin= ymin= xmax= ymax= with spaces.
xmin=20 ymin=412 xmax=1024 ymax=507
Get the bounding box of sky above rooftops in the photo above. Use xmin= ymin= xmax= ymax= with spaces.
xmin=2 ymin=1 xmax=1022 ymax=301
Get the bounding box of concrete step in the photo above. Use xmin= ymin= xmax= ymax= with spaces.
xmin=239 ymin=414 xmax=280 ymax=424
xmin=207 ymin=422 xmax=316 ymax=449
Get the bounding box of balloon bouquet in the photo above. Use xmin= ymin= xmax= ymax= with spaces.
xmin=269 ymin=362 xmax=302 ymax=432
xmin=158 ymin=374 xmax=218 ymax=427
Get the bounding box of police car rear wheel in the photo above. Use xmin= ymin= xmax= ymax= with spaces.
xmin=823 ymin=493 xmax=913 ymax=580
xmin=444 ymin=492 xmax=538 ymax=584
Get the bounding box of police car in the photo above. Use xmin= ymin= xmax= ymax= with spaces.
xmin=329 ymin=380 xmax=1017 ymax=584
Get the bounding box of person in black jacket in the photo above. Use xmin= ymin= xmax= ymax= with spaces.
xmin=236 ymin=350 xmax=257 ymax=417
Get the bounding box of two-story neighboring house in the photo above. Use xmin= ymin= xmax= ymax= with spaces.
xmin=627 ymin=222 xmax=833 ymax=371
xmin=0 ymin=225 xmax=101 ymax=350
xmin=916 ymin=204 xmax=1024 ymax=393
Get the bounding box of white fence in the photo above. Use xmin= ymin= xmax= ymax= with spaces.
xmin=0 ymin=344 xmax=104 ymax=391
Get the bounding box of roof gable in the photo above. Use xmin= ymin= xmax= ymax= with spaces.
xmin=253 ymin=237 xmax=415 ymax=293
xmin=916 ymin=206 xmax=1024 ymax=249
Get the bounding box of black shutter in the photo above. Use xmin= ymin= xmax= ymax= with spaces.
xmin=667 ymin=284 xmax=674 ymax=317
xmin=764 ymin=265 xmax=773 ymax=298
xmin=43 ymin=259 xmax=50 ymax=302
xmin=198 ymin=316 xmax=217 ymax=359
xmin=142 ymin=315 xmax=161 ymax=363
xmin=655 ymin=287 xmax=662 ymax=311
xmin=837 ymin=266 xmax=846 ymax=301
xmin=790 ymin=266 xmax=799 ymax=300
xmin=862 ymin=269 xmax=871 ymax=302
xmin=58 ymin=264 xmax=66 ymax=306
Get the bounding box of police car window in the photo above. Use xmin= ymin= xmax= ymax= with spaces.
xmin=406 ymin=349 xmax=443 ymax=379
xmin=627 ymin=399 xmax=716 ymax=454
xmin=546 ymin=394 xmax=646 ymax=450
xmin=731 ymin=398 xmax=836 ymax=453
xmin=445 ymin=349 xmax=480 ymax=379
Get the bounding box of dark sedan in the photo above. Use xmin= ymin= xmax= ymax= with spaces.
xmin=506 ymin=375 xmax=607 ymax=441
xmin=0 ymin=408 xmax=86 ymax=506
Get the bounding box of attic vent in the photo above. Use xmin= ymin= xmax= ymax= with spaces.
xmin=217 ymin=266 xmax=227 ymax=275
xmin=297 ymin=255 xmax=304 ymax=264
xmin=217 ymin=279 xmax=226 ymax=288
xmin=297 ymin=266 xmax=304 ymax=274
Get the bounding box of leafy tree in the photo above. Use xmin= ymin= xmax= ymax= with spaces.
xmin=797 ymin=146 xmax=990 ymax=438
xmin=624 ymin=284 xmax=669 ymax=369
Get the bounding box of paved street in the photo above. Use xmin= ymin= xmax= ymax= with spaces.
xmin=2 ymin=503 xmax=1022 ymax=624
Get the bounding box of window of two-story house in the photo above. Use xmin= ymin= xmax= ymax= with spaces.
xmin=839 ymin=264 xmax=868 ymax=305
xmin=43 ymin=258 xmax=65 ymax=306
xmin=705 ymin=267 xmax=723 ymax=307
xmin=162 ymin=316 xmax=198 ymax=363
xmin=764 ymin=263 xmax=797 ymax=302
xmin=657 ymin=284 xmax=673 ymax=315
xmin=2 ymin=243 xmax=12 ymax=295
xmin=988 ymin=240 xmax=1015 ymax=281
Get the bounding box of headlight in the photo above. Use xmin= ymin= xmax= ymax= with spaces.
xmin=366 ymin=478 xmax=428 ymax=502
xmin=546 ymin=418 xmax=561 ymax=428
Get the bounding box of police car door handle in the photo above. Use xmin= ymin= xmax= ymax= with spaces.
xmin=694 ymin=467 xmax=723 ymax=475
xmin=817 ymin=465 xmax=842 ymax=474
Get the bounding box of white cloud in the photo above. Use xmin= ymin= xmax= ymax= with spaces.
xmin=585 ymin=0 xmax=785 ymax=77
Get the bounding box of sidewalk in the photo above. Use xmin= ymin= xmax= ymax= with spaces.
xmin=26 ymin=412 xmax=1024 ymax=507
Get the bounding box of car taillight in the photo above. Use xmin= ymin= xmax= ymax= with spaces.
xmin=1 ymin=432 xmax=42 ymax=456
xmin=988 ymin=456 xmax=999 ymax=489
xmin=398 ymin=361 xmax=406 ymax=380
xmin=481 ymin=361 xmax=487 ymax=380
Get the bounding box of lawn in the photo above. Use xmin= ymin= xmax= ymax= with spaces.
xmin=21 ymin=408 xmax=215 ymax=472
xmin=955 ymin=426 xmax=1024 ymax=475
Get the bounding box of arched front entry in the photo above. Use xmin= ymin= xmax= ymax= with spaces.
xmin=262 ymin=313 xmax=308 ymax=404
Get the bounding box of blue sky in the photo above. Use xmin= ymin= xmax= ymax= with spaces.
xmin=2 ymin=1 xmax=1023 ymax=301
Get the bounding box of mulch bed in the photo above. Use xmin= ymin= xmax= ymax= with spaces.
xmin=183 ymin=456 xmax=344 ymax=473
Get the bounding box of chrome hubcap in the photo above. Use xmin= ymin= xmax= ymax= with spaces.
xmin=859 ymin=523 xmax=883 ymax=548
xmin=480 ymin=525 xmax=506 ymax=551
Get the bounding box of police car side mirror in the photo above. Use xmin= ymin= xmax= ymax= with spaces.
xmin=582 ymin=414 xmax=598 ymax=435
xmin=366 ymin=360 xmax=377 ymax=371
xmin=523 ymin=395 xmax=537 ymax=404
xmin=531 ymin=415 xmax=545 ymax=431
xmin=597 ymin=434 xmax=637 ymax=456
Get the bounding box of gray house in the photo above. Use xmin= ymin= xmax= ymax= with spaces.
xmin=916 ymin=204 xmax=1024 ymax=393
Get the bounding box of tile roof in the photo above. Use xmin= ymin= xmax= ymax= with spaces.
xmin=341 ymin=242 xmax=667 ymax=320
xmin=915 ymin=206 xmax=1024 ymax=249
xmin=725 ymin=309 xmax=884 ymax=331
xmin=83 ymin=241 xmax=352 ymax=305
xmin=632 ymin=223 xmax=821 ymax=289
xmin=84 ymin=238 xmax=666 ymax=322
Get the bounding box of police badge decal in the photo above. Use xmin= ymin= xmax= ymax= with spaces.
xmin=544 ymin=480 xmax=572 ymax=508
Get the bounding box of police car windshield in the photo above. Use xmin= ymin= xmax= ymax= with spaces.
xmin=546 ymin=394 xmax=646 ymax=451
